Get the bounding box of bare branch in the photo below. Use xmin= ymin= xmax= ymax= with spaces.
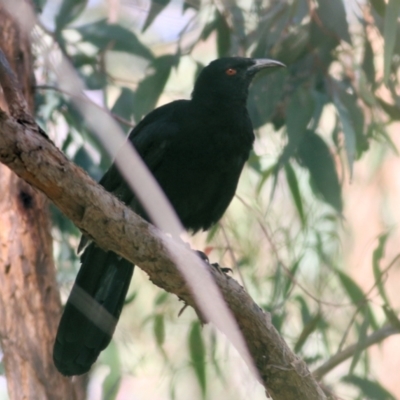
xmin=313 ymin=325 xmax=400 ymax=380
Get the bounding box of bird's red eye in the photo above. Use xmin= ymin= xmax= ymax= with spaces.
xmin=225 ymin=68 xmax=237 ymax=76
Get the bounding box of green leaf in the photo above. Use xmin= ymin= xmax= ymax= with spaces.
xmin=79 ymin=67 xmax=107 ymax=90
xmin=337 ymin=270 xmax=365 ymax=305
xmin=111 ymin=87 xmax=136 ymax=131
xmin=293 ymin=0 xmax=309 ymax=25
xmin=295 ymin=296 xmax=311 ymax=325
xmin=133 ymin=55 xmax=177 ymax=121
xmin=370 ymin=0 xmax=386 ymax=17
xmin=372 ymin=232 xmax=390 ymax=305
xmin=294 ymin=313 xmax=321 ymax=353
xmin=283 ymin=258 xmax=302 ymax=296
xmin=377 ymin=97 xmax=400 ymax=120
xmin=373 ymin=123 xmax=399 ymax=155
xmin=296 ymin=130 xmax=343 ymax=213
xmin=333 ymin=81 xmax=368 ymax=168
xmin=124 ymin=291 xmax=137 ymax=305
xmin=248 ymin=68 xmax=286 ymax=128
xmin=71 ymin=53 xmax=97 ymax=68
xmin=273 ymin=24 xmax=310 ymax=65
xmin=383 ymin=0 xmax=400 ymax=84
xmin=155 ymin=291 xmax=169 ymax=305
xmin=154 ymin=314 xmax=165 ymax=347
xmin=362 ymin=36 xmax=376 ymax=85
xmin=383 ymin=304 xmax=400 ymax=330
xmin=101 ymin=341 xmax=121 ymax=400
xmin=349 ymin=313 xmax=369 ymax=374
xmin=216 ymin=10 xmax=231 ymax=57
xmin=250 ymin=2 xmax=289 ymax=57
xmin=76 ymin=19 xmax=154 ymax=60
xmin=316 ymin=0 xmax=351 ymax=44
xmin=188 ymin=322 xmax=206 ymax=397
xmin=284 ymin=163 xmax=305 ymax=226
xmin=32 ymin=0 xmax=47 ymax=13
xmin=74 ymin=146 xmax=101 ymax=179
xmin=142 ymin=0 xmax=171 ymax=32
xmin=286 ymin=87 xmax=315 ymax=145
xmin=55 ymin=0 xmax=88 ymax=31
xmin=358 ymin=71 xmax=377 ymax=107
xmin=183 ymin=0 xmax=200 ymax=11
xmin=343 ymin=375 xmax=396 ymax=400
xmin=247 ymin=150 xmax=262 ymax=173
xmin=256 ymin=163 xmax=276 ymax=194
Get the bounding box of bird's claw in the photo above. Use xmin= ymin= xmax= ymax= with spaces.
xmin=196 ymin=250 xmax=231 ymax=274
xmin=211 ymin=262 xmax=232 ymax=275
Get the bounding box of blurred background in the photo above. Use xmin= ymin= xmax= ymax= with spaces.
xmin=1 ymin=0 xmax=400 ymax=399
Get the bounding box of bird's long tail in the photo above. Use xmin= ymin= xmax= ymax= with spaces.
xmin=53 ymin=243 xmax=134 ymax=376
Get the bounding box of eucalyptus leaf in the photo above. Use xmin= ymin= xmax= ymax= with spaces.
xmin=372 ymin=232 xmax=390 ymax=305
xmin=55 ymin=0 xmax=88 ymax=32
xmin=284 ymin=163 xmax=305 ymax=226
xmin=343 ymin=375 xmax=395 ymax=400
xmin=316 ymin=0 xmax=351 ymax=44
xmin=133 ymin=55 xmax=177 ymax=121
xmin=76 ymin=19 xmax=154 ymax=60
xmin=142 ymin=0 xmax=171 ymax=32
xmin=188 ymin=322 xmax=206 ymax=398
xmin=362 ymin=36 xmax=376 ymax=85
xmin=383 ymin=0 xmax=400 ymax=84
xmin=297 ymin=130 xmax=342 ymax=213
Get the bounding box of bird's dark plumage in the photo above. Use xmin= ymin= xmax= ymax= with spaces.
xmin=53 ymin=57 xmax=284 ymax=376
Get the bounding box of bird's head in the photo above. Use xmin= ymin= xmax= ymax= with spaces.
xmin=192 ymin=57 xmax=285 ymax=104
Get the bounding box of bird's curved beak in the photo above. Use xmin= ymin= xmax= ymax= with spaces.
xmin=247 ymin=58 xmax=285 ymax=76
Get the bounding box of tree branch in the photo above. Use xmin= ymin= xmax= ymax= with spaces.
xmin=313 ymin=325 xmax=400 ymax=380
xmin=0 ymin=48 xmax=327 ymax=399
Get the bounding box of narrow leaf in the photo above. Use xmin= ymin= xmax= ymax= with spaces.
xmin=284 ymin=163 xmax=305 ymax=226
xmin=316 ymin=0 xmax=352 ymax=44
xmin=297 ymin=130 xmax=343 ymax=213
xmin=383 ymin=305 xmax=400 ymax=330
xmin=133 ymin=55 xmax=177 ymax=121
xmin=370 ymin=0 xmax=386 ymax=17
xmin=362 ymin=36 xmax=376 ymax=85
xmin=343 ymin=375 xmax=396 ymax=400
xmin=383 ymin=0 xmax=400 ymax=84
xmin=76 ymin=19 xmax=154 ymax=60
xmin=154 ymin=314 xmax=165 ymax=347
xmin=337 ymin=270 xmax=365 ymax=305
xmin=101 ymin=342 xmax=121 ymax=400
xmin=294 ymin=313 xmax=321 ymax=353
xmin=349 ymin=313 xmax=369 ymax=374
xmin=55 ymin=0 xmax=88 ymax=31
xmin=333 ymin=93 xmax=357 ymax=177
xmin=286 ymin=87 xmax=314 ymax=145
xmin=188 ymin=322 xmax=206 ymax=397
xmin=142 ymin=0 xmax=171 ymax=32
xmin=372 ymin=232 xmax=390 ymax=305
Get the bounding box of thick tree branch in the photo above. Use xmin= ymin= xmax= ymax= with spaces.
xmin=0 ymin=49 xmax=327 ymax=399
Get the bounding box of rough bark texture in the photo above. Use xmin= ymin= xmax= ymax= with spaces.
xmin=0 ymin=7 xmax=86 ymax=400
xmin=0 ymin=58 xmax=327 ymax=399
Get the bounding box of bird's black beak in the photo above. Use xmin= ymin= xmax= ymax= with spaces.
xmin=247 ymin=58 xmax=285 ymax=76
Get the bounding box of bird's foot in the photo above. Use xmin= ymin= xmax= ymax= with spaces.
xmin=196 ymin=251 xmax=232 ymax=275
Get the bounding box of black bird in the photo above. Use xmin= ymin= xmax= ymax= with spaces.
xmin=53 ymin=57 xmax=284 ymax=376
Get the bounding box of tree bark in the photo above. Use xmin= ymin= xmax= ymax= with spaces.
xmin=0 ymin=6 xmax=85 ymax=400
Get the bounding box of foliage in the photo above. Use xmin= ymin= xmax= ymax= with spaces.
xmin=21 ymin=0 xmax=400 ymax=398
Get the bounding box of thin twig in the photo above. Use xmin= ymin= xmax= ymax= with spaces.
xmin=313 ymin=325 xmax=400 ymax=380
